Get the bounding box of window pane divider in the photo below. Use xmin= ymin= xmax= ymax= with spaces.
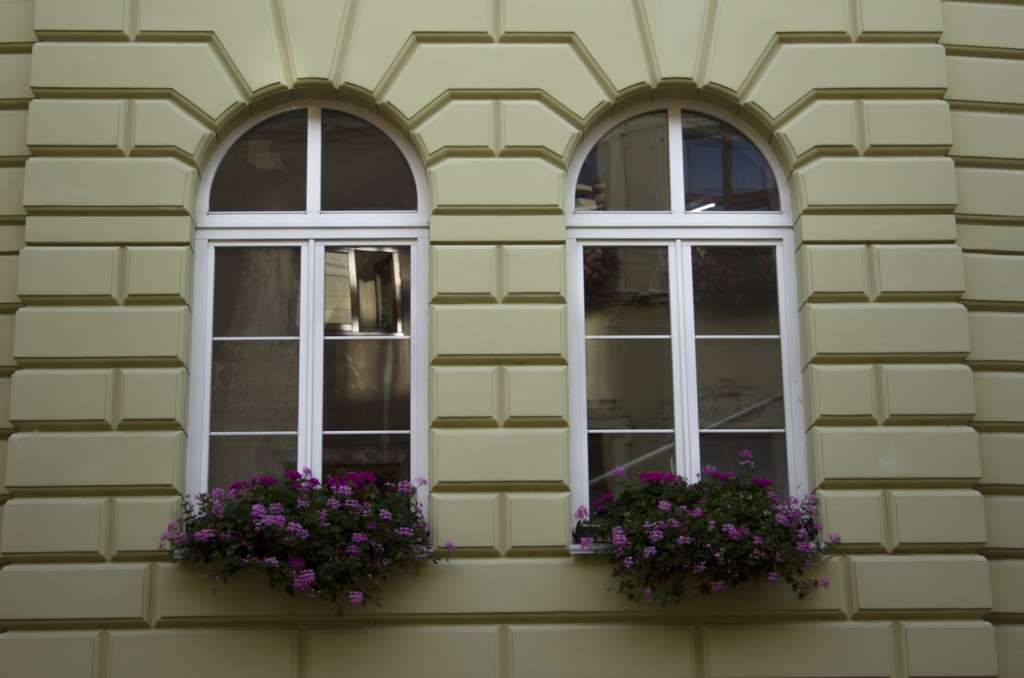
xmin=323 ymin=335 xmax=410 ymax=340
xmin=323 ymin=430 xmax=412 ymax=435
xmin=667 ymin=107 xmax=685 ymax=213
xmin=584 ymin=335 xmax=671 ymax=340
xmin=699 ymin=429 xmax=786 ymax=434
xmin=306 ymin=106 xmax=322 ymax=213
xmin=210 ymin=431 xmax=299 ymax=436
xmin=212 ymin=336 xmax=299 ymax=341
xmin=695 ymin=334 xmax=780 ymax=340
xmin=587 ymin=429 xmax=674 ymax=434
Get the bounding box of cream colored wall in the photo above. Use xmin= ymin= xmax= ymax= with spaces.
xmin=941 ymin=0 xmax=1024 ymax=668
xmin=0 ymin=0 xmax=1018 ymax=676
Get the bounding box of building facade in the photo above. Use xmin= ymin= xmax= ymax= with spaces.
xmin=0 ymin=0 xmax=1021 ymax=675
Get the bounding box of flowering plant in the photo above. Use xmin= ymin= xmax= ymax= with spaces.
xmin=575 ymin=451 xmax=838 ymax=607
xmin=162 ymin=469 xmax=453 ymax=607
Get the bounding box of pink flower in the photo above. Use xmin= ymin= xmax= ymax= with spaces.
xmin=580 ymin=537 xmax=595 ymax=549
xmin=657 ymin=501 xmax=672 ymax=511
xmin=352 ymin=533 xmax=368 ymax=543
xmin=643 ymin=546 xmax=657 ymax=559
xmin=623 ymin=557 xmax=634 ymax=569
xmin=829 ymin=533 xmax=842 ymax=544
xmin=348 ymin=590 xmax=363 ymax=604
xmin=767 ymin=571 xmax=778 ymax=583
xmin=820 ymin=578 xmax=830 ymax=588
xmin=711 ymin=581 xmax=726 ymax=592
xmin=738 ymin=449 xmax=754 ymax=459
xmin=416 ymin=476 xmax=428 ymax=486
xmin=443 ymin=540 xmax=455 ymax=553
xmin=574 ymin=505 xmax=589 ymax=520
xmin=611 ymin=467 xmax=626 ymax=477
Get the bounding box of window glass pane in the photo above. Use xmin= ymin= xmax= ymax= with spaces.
xmin=588 ymin=432 xmax=676 ymax=505
xmin=691 ymin=246 xmax=779 ymax=335
xmin=323 ymin=340 xmax=411 ymax=431
xmin=322 ymin=434 xmax=410 ymax=485
xmin=584 ymin=247 xmax=671 ymax=336
xmin=325 ymin=248 xmax=408 ymax=336
xmin=210 ymin=340 xmax=299 ymax=432
xmin=699 ymin=432 xmax=788 ymax=498
xmin=213 ymin=247 xmax=301 ymax=337
xmin=696 ymin=339 xmax=785 ymax=429
xmin=208 ymin=435 xmax=298 ymax=490
xmin=576 ymin=112 xmax=670 ymax=211
xmin=210 ymin=109 xmax=307 ymax=212
xmin=586 ymin=338 xmax=674 ymax=430
xmin=321 ymin=110 xmax=417 ymax=211
xmin=682 ymin=111 xmax=780 ymax=212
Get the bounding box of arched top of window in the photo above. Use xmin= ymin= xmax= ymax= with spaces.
xmin=570 ymin=103 xmax=785 ymax=217
xmin=200 ymin=103 xmax=425 ymax=224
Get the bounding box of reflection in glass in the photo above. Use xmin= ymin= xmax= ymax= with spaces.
xmin=586 ymin=339 xmax=674 ymax=430
xmin=699 ymin=432 xmax=788 ymax=498
xmin=322 ymin=110 xmax=417 ymax=211
xmin=210 ymin=110 xmax=307 ymax=212
xmin=696 ymin=339 xmax=784 ymax=429
xmin=323 ymin=340 xmax=410 ymax=431
xmin=213 ymin=247 xmax=301 ymax=337
xmin=208 ymin=435 xmax=297 ymax=490
xmin=692 ymin=247 xmax=779 ymax=335
xmin=682 ymin=111 xmax=780 ymax=212
xmin=583 ymin=247 xmax=671 ymax=336
xmin=210 ymin=341 xmax=300 ymax=432
xmin=588 ymin=433 xmax=675 ymax=505
xmin=324 ymin=248 xmax=407 ymax=335
xmin=576 ymin=112 xmax=670 ymax=211
xmin=322 ymin=434 xmax=410 ymax=485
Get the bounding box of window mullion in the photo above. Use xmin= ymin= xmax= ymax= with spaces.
xmin=307 ymin=107 xmax=322 ymax=213
xmin=667 ymin=243 xmax=687 ymax=482
xmin=668 ymin=107 xmax=686 ymax=214
xmin=311 ymin=242 xmax=326 ymax=477
xmin=678 ymin=243 xmax=702 ymax=481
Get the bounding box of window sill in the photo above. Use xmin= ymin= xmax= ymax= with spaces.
xmin=569 ymin=545 xmax=600 ymax=557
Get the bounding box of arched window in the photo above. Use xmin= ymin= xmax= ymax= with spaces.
xmin=188 ymin=103 xmax=429 ymax=498
xmin=566 ymin=103 xmax=804 ymax=524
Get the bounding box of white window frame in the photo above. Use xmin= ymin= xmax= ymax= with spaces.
xmin=187 ymin=101 xmax=430 ymax=511
xmin=566 ymin=101 xmax=806 ymax=522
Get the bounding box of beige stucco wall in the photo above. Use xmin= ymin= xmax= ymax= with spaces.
xmin=0 ymin=0 xmax=1020 ymax=675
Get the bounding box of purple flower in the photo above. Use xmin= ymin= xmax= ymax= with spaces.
xmin=284 ymin=470 xmax=302 ymax=480
xmin=193 ymin=528 xmax=215 ymax=543
xmin=293 ymin=569 xmax=316 ymax=591
xmin=829 ymin=533 xmax=842 ymax=544
xmin=657 ymin=501 xmax=672 ymax=511
xmin=678 ymin=535 xmax=692 ymax=546
xmin=692 ymin=562 xmax=706 ymax=574
xmin=796 ymin=542 xmax=811 ymax=552
xmin=327 ymin=498 xmax=341 ymax=510
xmin=416 ymin=476 xmax=428 ymax=487
xmin=288 ymin=558 xmax=304 ymax=569
xmin=352 ymin=532 xmax=368 ymax=543
xmin=643 ymin=546 xmax=657 ymax=559
xmin=649 ymin=530 xmax=664 ymax=543
xmin=443 ymin=540 xmax=455 ymax=553
xmin=574 ymin=505 xmax=589 ymax=520
xmin=394 ymin=527 xmax=414 ymax=537
xmin=751 ymin=477 xmax=773 ymax=488
xmin=348 ymin=590 xmax=364 ymax=604
xmin=820 ymin=578 xmax=830 ymax=588
xmin=263 ymin=557 xmax=279 ymax=567
xmin=767 ymin=571 xmax=778 ymax=583
xmin=623 ymin=557 xmax=634 ymax=569
xmin=711 ymin=581 xmax=726 ymax=592
xmin=738 ymin=449 xmax=753 ymax=459
xmin=378 ymin=509 xmax=392 ymax=521
xmin=345 ymin=545 xmax=361 ymax=554
xmin=580 ymin=537 xmax=595 ymax=549
xmin=611 ymin=467 xmax=626 ymax=477
xmin=286 ymin=522 xmax=309 ymax=540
